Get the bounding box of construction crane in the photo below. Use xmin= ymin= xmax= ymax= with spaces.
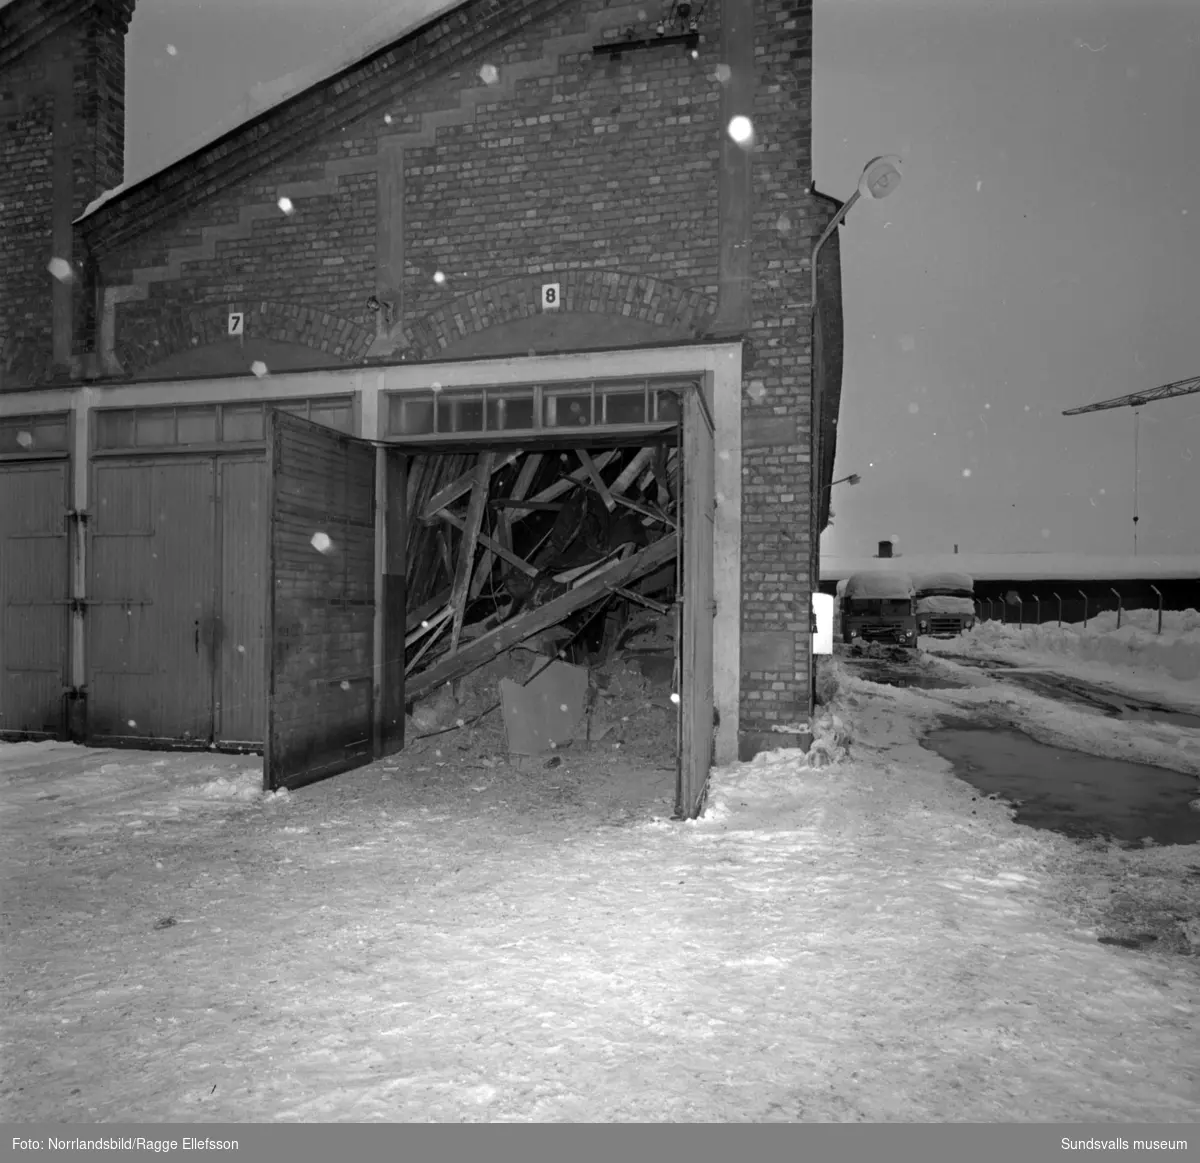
xmin=1061 ymin=372 xmax=1200 ymax=414
xmin=1062 ymin=372 xmax=1200 ymax=555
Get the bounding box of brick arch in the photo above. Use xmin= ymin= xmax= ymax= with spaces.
xmin=399 ymin=270 xmax=718 ymax=361
xmin=115 ymin=299 xmax=376 ymax=378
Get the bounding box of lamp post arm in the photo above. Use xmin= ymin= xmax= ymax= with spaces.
xmin=809 ymin=188 xmax=860 ymax=316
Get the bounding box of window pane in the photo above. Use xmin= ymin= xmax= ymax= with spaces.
xmin=654 ymin=390 xmax=681 ymax=422
xmin=603 ymin=390 xmax=646 ymax=425
xmin=310 ymin=400 xmax=354 ymax=434
xmin=35 ymin=417 xmax=69 ymax=450
xmin=135 ymin=408 xmax=175 ymax=446
xmin=437 ymin=395 xmax=483 ymax=434
xmin=545 ymin=389 xmax=592 ymax=428
xmin=221 ymin=405 xmax=264 ymax=442
xmin=488 ymin=393 xmax=535 ymax=431
xmin=389 ymin=395 xmax=434 ymax=436
xmin=176 ymin=407 xmax=218 ymax=445
xmin=94 ymin=410 xmax=135 ymax=450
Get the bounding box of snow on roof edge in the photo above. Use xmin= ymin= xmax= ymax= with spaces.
xmin=821 ymin=553 xmax=1200 ymax=583
xmin=76 ymin=0 xmax=467 ymax=223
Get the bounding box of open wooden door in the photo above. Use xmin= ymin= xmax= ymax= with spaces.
xmin=265 ymin=411 xmax=377 ymax=791
xmin=676 ymin=385 xmax=716 ymax=820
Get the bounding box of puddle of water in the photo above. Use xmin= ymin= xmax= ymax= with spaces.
xmin=923 ymin=721 xmax=1200 ymax=848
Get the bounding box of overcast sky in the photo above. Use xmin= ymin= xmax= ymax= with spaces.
xmin=120 ymin=0 xmax=1199 ymax=558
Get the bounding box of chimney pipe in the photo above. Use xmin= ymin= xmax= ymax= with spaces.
xmin=877 ymin=540 xmax=892 ymax=559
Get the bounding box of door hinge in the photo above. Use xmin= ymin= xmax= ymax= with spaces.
xmin=70 ymin=597 xmax=87 ymax=614
xmin=66 ymin=509 xmax=91 ymax=525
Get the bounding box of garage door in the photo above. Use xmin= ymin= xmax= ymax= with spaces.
xmin=265 ymin=411 xmax=378 ymax=791
xmin=88 ymin=459 xmax=216 ymax=744
xmin=677 ymin=386 xmax=715 ymax=820
xmin=0 ymin=461 xmax=70 ymax=738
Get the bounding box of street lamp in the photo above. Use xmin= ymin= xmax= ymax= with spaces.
xmin=808 ymin=156 xmax=902 ymax=719
xmin=826 ymin=473 xmax=862 ymax=489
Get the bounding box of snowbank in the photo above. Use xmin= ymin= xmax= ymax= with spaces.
xmin=964 ymin=609 xmax=1200 ymax=684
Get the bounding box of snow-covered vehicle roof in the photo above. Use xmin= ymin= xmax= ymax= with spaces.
xmin=913 ymin=572 xmax=975 ymax=596
xmin=843 ymin=571 xmax=915 ymax=600
xmin=916 ymin=594 xmax=976 ymax=615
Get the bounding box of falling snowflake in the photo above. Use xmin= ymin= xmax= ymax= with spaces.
xmin=962 ymin=468 xmax=972 ymax=477
xmin=715 ymin=491 xmax=725 ymax=504
xmin=984 ymin=403 xmax=991 ymax=410
xmin=478 ymin=63 xmax=499 ymax=85
xmin=250 ymin=361 xmax=268 ymax=377
xmin=311 ymin=532 xmax=333 ymax=553
xmin=340 ymin=680 xmax=351 ymax=691
xmin=975 ymin=180 xmax=983 ymax=192
xmin=747 ymin=380 xmax=767 ymax=402
xmin=669 ymin=692 xmax=681 ymax=705
xmin=726 ymin=116 xmax=755 ymax=147
xmin=907 ymin=402 xmax=919 ymax=415
xmin=776 ymin=213 xmax=792 ymax=235
xmin=47 ymin=257 xmax=74 ymax=283
xmin=430 ymin=381 xmax=442 ymax=393
xmin=384 ymin=113 xmax=393 ymax=124
xmin=433 ymin=271 xmax=446 ymax=285
xmin=15 ymin=430 xmax=33 ymax=449
xmin=236 ymin=644 xmax=245 ymax=654
xmin=277 ymin=196 xmax=294 ymax=214
xmin=718 ymin=449 xmax=731 ymax=461
xmin=127 ymin=720 xmax=137 ymax=728
xmin=1098 ymin=488 xmax=1106 ymax=495
xmin=714 ymin=63 xmax=732 ymax=84
xmin=166 ymin=43 xmax=177 ymax=55
xmin=559 ymin=704 xmax=568 ymax=712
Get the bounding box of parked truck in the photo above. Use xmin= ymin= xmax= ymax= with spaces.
xmin=913 ymin=571 xmax=976 ymax=637
xmin=841 ymin=571 xmax=918 ymax=648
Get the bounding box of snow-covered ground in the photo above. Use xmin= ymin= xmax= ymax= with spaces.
xmin=928 ymin=608 xmax=1200 ymax=710
xmin=2 ymin=653 xmax=1197 ymax=1123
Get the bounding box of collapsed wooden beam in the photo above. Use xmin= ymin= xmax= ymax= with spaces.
xmin=575 ymin=449 xmax=615 ymax=512
xmin=407 ymin=533 xmax=678 ymax=703
xmin=405 ymin=604 xmax=451 ymax=647
xmin=419 ymin=448 xmax=522 ymax=522
xmin=506 ymin=449 xmax=619 ymax=522
xmin=611 ymin=445 xmax=655 ymax=496
xmin=439 ymin=510 xmax=538 ymax=577
xmin=406 ymin=589 xmax=449 ymax=633
xmin=448 ymin=452 xmax=495 ymax=653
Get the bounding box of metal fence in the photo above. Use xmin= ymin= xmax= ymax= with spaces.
xmin=973 ymin=592 xmax=1170 ymax=631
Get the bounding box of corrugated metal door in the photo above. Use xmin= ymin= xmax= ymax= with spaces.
xmin=0 ymin=462 xmax=70 ymax=737
xmin=676 ymin=388 xmax=715 ymax=820
xmin=215 ymin=455 xmax=267 ymax=747
xmin=265 ymin=412 xmax=376 ymax=791
xmin=88 ymin=459 xmax=216 ymax=744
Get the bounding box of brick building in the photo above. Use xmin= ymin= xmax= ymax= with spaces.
xmin=0 ymin=0 xmax=845 ymax=808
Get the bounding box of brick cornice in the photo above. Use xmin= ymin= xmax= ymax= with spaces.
xmin=0 ymin=0 xmax=135 ymax=71
xmin=79 ymin=0 xmax=594 ymax=258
